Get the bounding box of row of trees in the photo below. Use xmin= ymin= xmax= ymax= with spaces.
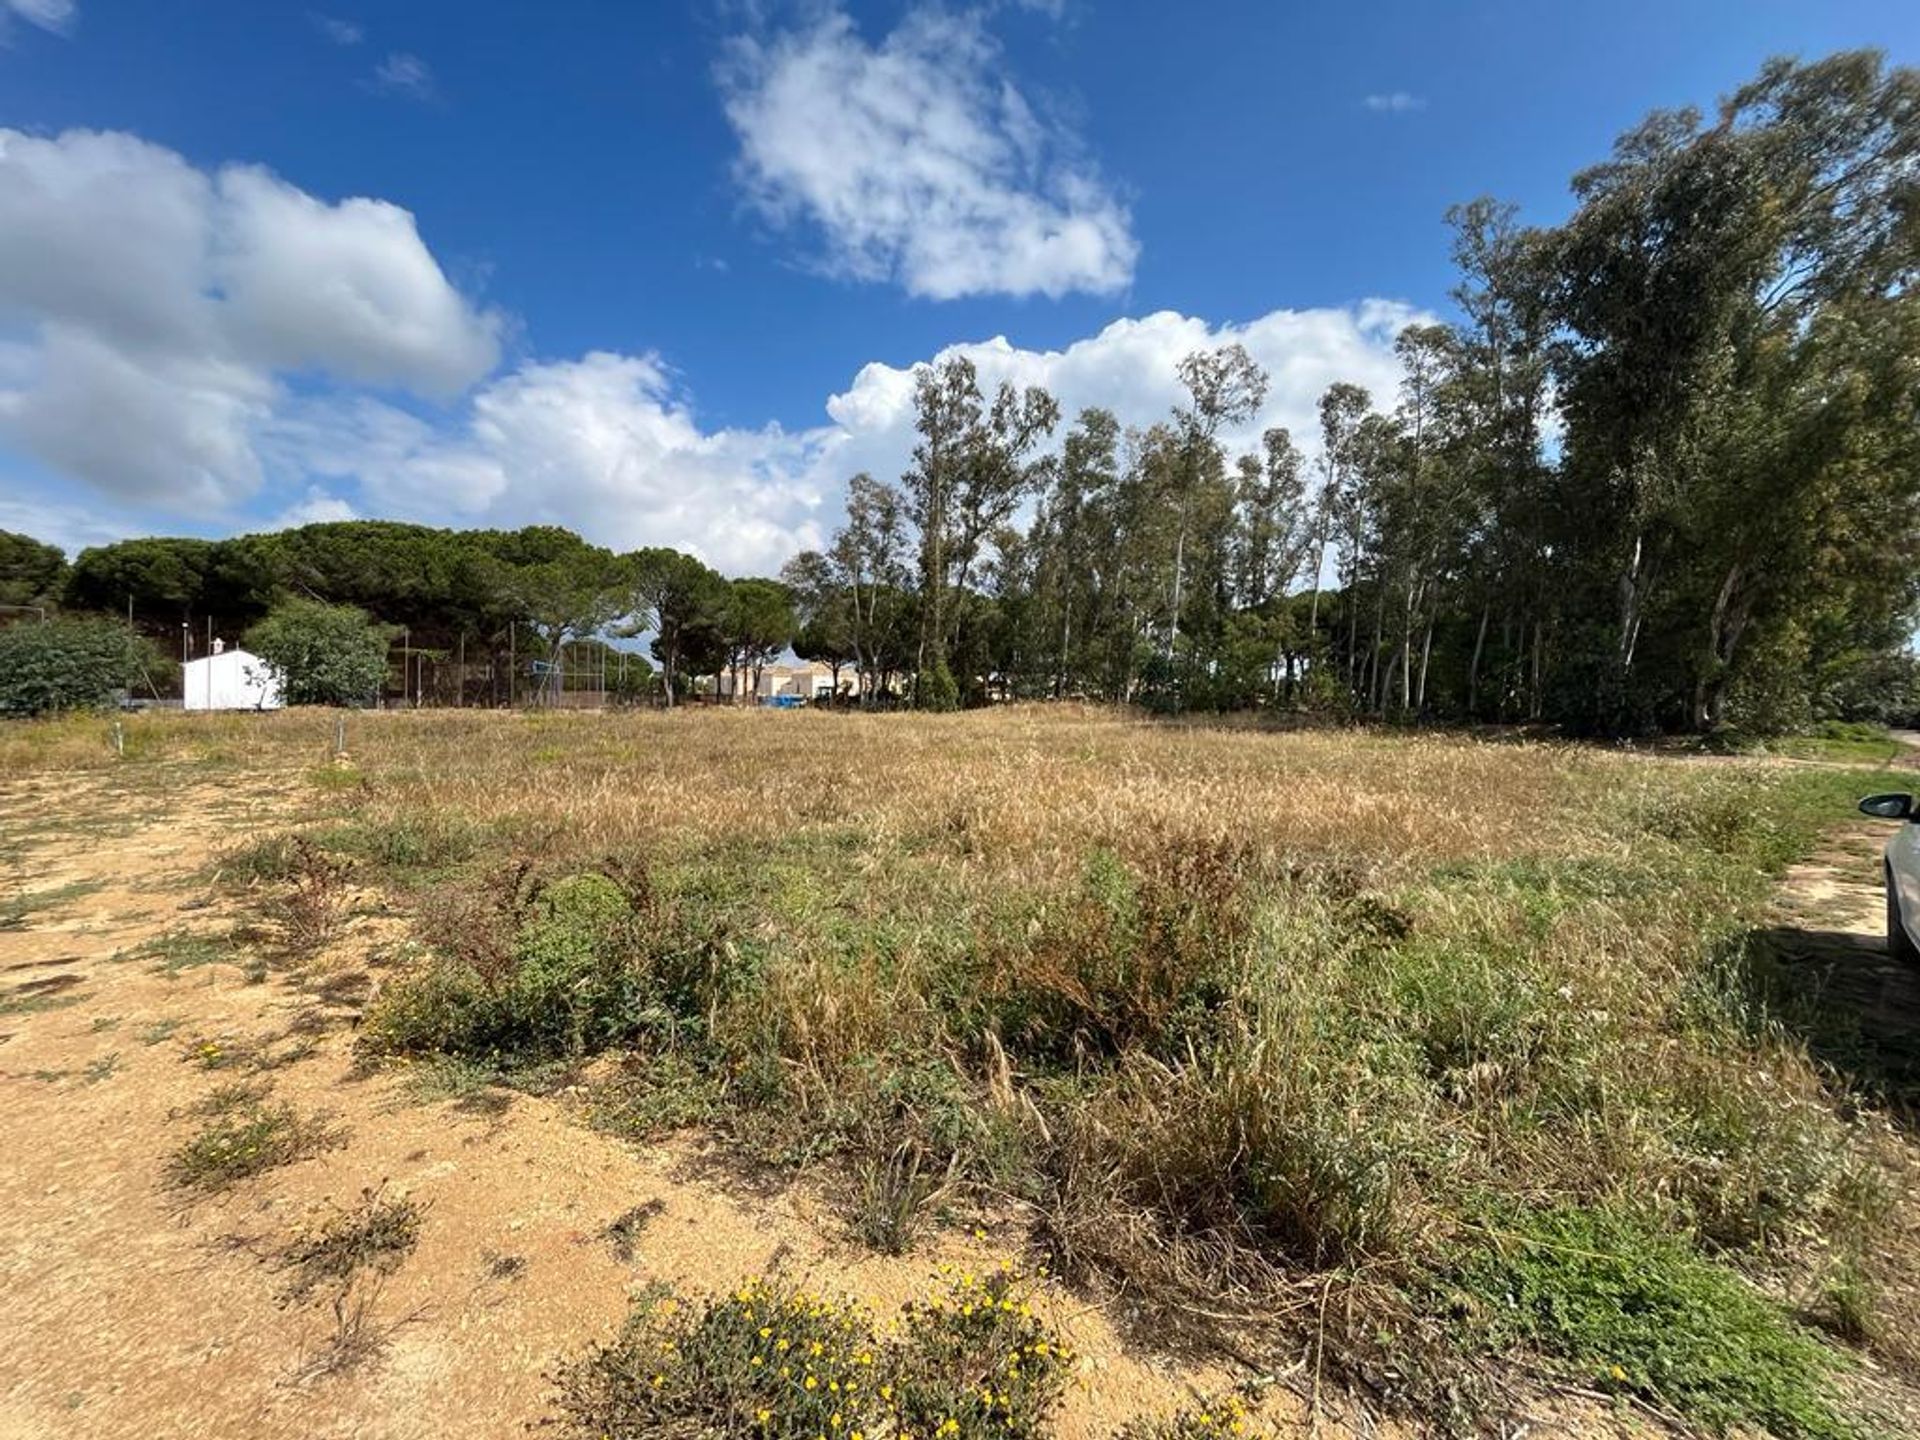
xmin=777 ymin=50 xmax=1920 ymax=732
xmin=0 ymin=519 xmax=820 ymax=710
xmin=3 ymin=52 xmax=1915 ymax=731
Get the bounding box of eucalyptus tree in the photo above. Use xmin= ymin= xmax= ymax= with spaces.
xmin=1548 ymin=48 xmax=1920 ymax=730
xmin=900 ymin=357 xmax=1057 ymax=708
xmin=1305 ymin=383 xmax=1373 ymax=657
xmin=1166 ymin=346 xmax=1268 ymax=675
xmin=827 ymin=472 xmax=915 ymax=705
xmin=1444 ymin=198 xmax=1555 ymax=719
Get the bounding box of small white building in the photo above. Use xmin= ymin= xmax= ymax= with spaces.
xmin=183 ymin=641 xmax=284 ymax=712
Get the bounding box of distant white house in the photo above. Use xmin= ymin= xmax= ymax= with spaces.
xmin=706 ymin=659 xmax=864 ymax=703
xmin=183 ymin=641 xmax=284 ymax=712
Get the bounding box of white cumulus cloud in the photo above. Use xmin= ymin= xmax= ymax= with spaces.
xmin=265 ymin=304 xmax=1421 ymax=576
xmin=0 ymin=127 xmax=501 ymax=512
xmin=717 ymin=4 xmax=1136 ymax=299
xmin=0 ymin=133 xmax=1420 ymax=585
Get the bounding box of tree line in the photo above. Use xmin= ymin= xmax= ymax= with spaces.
xmin=3 ymin=51 xmax=1917 ymax=731
xmin=784 ymin=50 xmax=1920 ymax=733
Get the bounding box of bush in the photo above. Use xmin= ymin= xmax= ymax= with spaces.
xmin=557 ymin=1268 xmax=1071 ymax=1440
xmin=915 ymin=660 xmax=959 ymax=712
xmin=0 ymin=616 xmax=151 ymax=716
xmin=277 ymin=1189 xmax=423 ymax=1299
xmin=244 ymin=598 xmax=392 ymax=707
xmin=1456 ymin=1206 xmax=1858 ymax=1440
xmin=982 ymin=841 xmax=1248 ymax=1062
xmin=361 ymin=864 xmax=703 ymax=1061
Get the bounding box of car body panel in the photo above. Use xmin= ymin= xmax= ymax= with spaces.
xmin=1890 ymin=823 xmax=1920 ymax=949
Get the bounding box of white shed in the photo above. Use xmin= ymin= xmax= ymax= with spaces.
xmin=183 ymin=643 xmax=284 ymax=711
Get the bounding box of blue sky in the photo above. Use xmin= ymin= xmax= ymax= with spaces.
xmin=2 ymin=0 xmax=1915 ymax=573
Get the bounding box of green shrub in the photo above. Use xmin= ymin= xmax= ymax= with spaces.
xmin=1456 ymin=1205 xmax=1858 ymax=1440
xmin=557 ymin=1269 xmax=1071 ymax=1440
xmin=244 ymin=598 xmax=392 ymax=707
xmin=915 ymin=660 xmax=959 ymax=712
xmin=362 ymin=865 xmax=701 ymax=1061
xmin=0 ymin=617 xmax=153 ymax=717
xmin=318 ymin=813 xmax=481 ymax=873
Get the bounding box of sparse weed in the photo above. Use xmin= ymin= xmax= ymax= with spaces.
xmin=117 ymin=929 xmax=232 ymax=975
xmin=601 ymin=1198 xmax=667 ymax=1263
xmin=277 ymin=1187 xmax=423 ymax=1300
xmin=195 ymin=1079 xmax=273 ymax=1115
xmin=0 ymin=878 xmax=106 ymax=930
xmin=0 ymin=979 xmax=86 ymax=1016
xmin=166 ymin=1099 xmax=344 ymax=1192
xmin=138 ymin=1017 xmax=183 ymax=1045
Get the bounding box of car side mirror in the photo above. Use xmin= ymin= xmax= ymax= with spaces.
xmin=1859 ymin=792 xmax=1915 ymax=821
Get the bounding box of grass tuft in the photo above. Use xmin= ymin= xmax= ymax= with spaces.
xmin=166 ymin=1098 xmax=344 ymax=1192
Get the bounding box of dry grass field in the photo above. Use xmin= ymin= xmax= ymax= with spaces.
xmin=4 ymin=705 xmax=1920 ymax=1440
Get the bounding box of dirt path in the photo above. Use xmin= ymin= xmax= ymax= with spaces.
xmin=2 ymin=771 xmax=1435 ymax=1440
xmin=1765 ymin=820 xmax=1920 ymax=1091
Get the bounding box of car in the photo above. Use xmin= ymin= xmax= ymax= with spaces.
xmin=1859 ymin=791 xmax=1920 ymax=964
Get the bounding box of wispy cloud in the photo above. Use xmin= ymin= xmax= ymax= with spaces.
xmin=716 ymin=4 xmax=1135 ymax=300
xmin=4 ymin=0 xmax=76 ymax=35
xmin=309 ymin=11 xmax=363 ymax=46
xmin=372 ymin=51 xmax=436 ymax=101
xmin=1363 ymin=91 xmax=1427 ymax=114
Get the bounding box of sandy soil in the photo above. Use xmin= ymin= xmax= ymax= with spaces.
xmin=0 ymin=771 xmax=1442 ymax=1440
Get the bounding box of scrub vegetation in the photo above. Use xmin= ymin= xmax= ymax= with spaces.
xmin=14 ymin=703 xmax=1918 ymax=1438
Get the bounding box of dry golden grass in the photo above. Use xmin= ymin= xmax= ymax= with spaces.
xmin=8 ymin=703 xmax=1915 ymax=1440
xmin=7 ymin=703 xmax=1648 ymax=872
